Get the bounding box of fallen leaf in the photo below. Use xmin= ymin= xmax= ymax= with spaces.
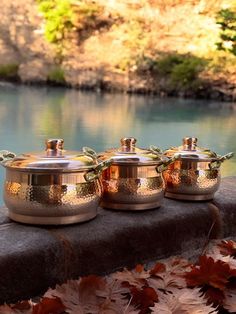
xmin=224 ymin=289 xmax=236 ymax=313
xmin=112 ymin=267 xmax=150 ymax=289
xmin=150 ymin=263 xmax=166 ymax=276
xmin=32 ymin=297 xmax=66 ymax=314
xmin=218 ymin=240 xmax=236 ymax=258
xmin=185 ymin=255 xmax=231 ymax=290
xmin=129 ymin=286 xmax=158 ymax=314
xmin=204 ymin=287 xmax=225 ymax=306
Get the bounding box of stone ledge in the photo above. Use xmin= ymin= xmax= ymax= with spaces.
xmin=0 ymin=177 xmax=235 ymax=304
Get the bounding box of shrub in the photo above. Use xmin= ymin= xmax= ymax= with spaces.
xmin=154 ymin=54 xmax=184 ymax=75
xmin=47 ymin=67 xmax=65 ymax=85
xmin=37 ymin=0 xmax=104 ymax=61
xmin=0 ymin=64 xmax=19 ymax=80
xmin=170 ymin=56 xmax=206 ymax=88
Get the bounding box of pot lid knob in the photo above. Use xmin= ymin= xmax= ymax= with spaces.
xmin=120 ymin=137 xmax=137 ymax=152
xmin=46 ymin=139 xmax=64 ymax=155
xmin=182 ymin=137 xmax=198 ymax=151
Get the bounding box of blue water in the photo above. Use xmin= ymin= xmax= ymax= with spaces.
xmin=0 ymin=84 xmax=235 ymax=204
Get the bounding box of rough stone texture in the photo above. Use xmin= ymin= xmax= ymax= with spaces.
xmin=0 ymin=223 xmax=63 ymax=303
xmin=0 ymin=177 xmax=235 ymax=304
xmin=214 ymin=176 xmax=236 ymax=237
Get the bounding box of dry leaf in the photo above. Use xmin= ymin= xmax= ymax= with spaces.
xmin=224 ymin=289 xmax=236 ymax=313
xmin=95 ymin=277 xmax=129 ymax=303
xmin=151 ymin=288 xmax=218 ymax=314
xmin=112 ymin=267 xmax=150 ymax=289
xmin=185 ymin=255 xmax=231 ymax=290
xmin=150 ymin=263 xmax=166 ymax=276
xmin=45 ymin=280 xmax=84 ymax=313
xmin=129 ymin=286 xmax=158 ymax=314
xmin=218 ymin=240 xmax=236 ymax=258
xmin=150 ymin=292 xmax=183 ymax=314
xmin=32 ymin=297 xmax=65 ymax=314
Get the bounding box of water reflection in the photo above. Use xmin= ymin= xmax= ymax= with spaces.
xmin=0 ymin=84 xmax=235 ymax=204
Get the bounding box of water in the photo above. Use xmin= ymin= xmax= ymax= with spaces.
xmin=0 ymin=84 xmax=235 ymax=205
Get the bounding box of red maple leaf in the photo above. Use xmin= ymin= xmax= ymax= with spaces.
xmin=218 ymin=240 xmax=236 ymax=257
xmin=32 ymin=297 xmax=65 ymax=314
xmin=130 ymin=286 xmax=158 ymax=314
xmin=185 ymin=255 xmax=231 ymax=290
xmin=150 ymin=262 xmax=166 ymax=276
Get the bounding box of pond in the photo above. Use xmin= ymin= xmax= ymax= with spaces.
xmin=0 ymin=84 xmax=235 ymax=205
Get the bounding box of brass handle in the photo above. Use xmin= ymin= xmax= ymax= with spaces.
xmin=82 ymin=146 xmax=98 ymax=160
xmin=209 ymin=152 xmax=234 ymax=170
xmin=156 ymin=155 xmax=180 ymax=173
xmin=0 ymin=150 xmax=16 ymax=163
xmin=149 ymin=145 xmax=163 ymax=154
xmin=84 ymin=160 xmax=112 ymax=182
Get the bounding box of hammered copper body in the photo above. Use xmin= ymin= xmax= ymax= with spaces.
xmin=2 ymin=139 xmax=103 ymax=225
xmin=163 ymin=137 xmax=233 ymax=201
xmin=99 ymin=137 xmax=174 ymax=210
xmin=101 ymin=164 xmax=164 ymax=210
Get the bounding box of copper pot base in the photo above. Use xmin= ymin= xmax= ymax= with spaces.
xmin=165 ymin=191 xmax=214 ymax=201
xmin=100 ymin=200 xmax=161 ymax=211
xmin=8 ymin=211 xmax=97 ymax=225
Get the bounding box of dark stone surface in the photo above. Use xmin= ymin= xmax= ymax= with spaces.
xmin=0 ymin=207 xmax=11 ymax=225
xmin=214 ymin=176 xmax=236 ymax=237
xmin=0 ymin=177 xmax=235 ymax=304
xmin=0 ymin=223 xmax=64 ymax=303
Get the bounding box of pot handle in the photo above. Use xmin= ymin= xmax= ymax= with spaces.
xmin=209 ymin=152 xmax=234 ymax=170
xmin=149 ymin=145 xmax=163 ymax=154
xmin=82 ymin=146 xmax=98 ymax=159
xmin=0 ymin=150 xmax=15 ymax=163
xmin=84 ymin=159 xmax=112 ymax=182
xmin=156 ymin=155 xmax=180 ymax=173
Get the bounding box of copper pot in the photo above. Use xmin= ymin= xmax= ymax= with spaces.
xmin=97 ymin=137 xmax=177 ymax=210
xmin=0 ymin=139 xmax=107 ymax=225
xmin=163 ymin=137 xmax=234 ymax=201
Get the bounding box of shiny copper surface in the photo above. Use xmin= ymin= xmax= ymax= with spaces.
xmin=1 ymin=138 xmax=103 ymax=225
xmin=101 ymin=165 xmax=165 ymax=210
xmin=4 ymin=169 xmax=103 ymax=224
xmin=163 ymin=160 xmax=220 ymax=201
xmin=163 ymin=137 xmax=233 ymax=201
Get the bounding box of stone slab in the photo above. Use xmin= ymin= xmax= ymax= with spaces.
xmin=214 ymin=176 xmax=236 ymax=237
xmin=0 ymin=177 xmax=235 ymax=304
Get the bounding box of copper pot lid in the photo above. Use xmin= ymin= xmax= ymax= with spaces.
xmin=98 ymin=137 xmax=168 ymax=165
xmin=164 ymin=137 xmax=219 ymax=161
xmin=3 ymin=139 xmax=99 ymax=172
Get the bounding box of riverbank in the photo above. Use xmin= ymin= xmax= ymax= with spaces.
xmin=0 ymin=0 xmax=235 ymax=101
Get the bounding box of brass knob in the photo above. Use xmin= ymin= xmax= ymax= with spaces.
xmin=120 ymin=137 xmax=137 ymax=152
xmin=46 ymin=139 xmax=64 ymax=152
xmin=182 ymin=137 xmax=197 ymax=151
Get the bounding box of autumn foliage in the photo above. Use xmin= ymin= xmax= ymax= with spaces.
xmin=4 ymin=240 xmax=236 ymax=313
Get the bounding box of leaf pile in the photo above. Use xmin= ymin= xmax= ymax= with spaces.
xmin=3 ymin=240 xmax=236 ymax=313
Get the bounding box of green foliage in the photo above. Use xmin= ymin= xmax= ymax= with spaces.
xmin=170 ymin=56 xmax=206 ymax=88
xmin=37 ymin=0 xmax=74 ymax=44
xmin=136 ymin=54 xmax=206 ymax=90
xmin=47 ymin=67 xmax=65 ymax=85
xmin=216 ymin=8 xmax=236 ymax=56
xmin=154 ymin=55 xmax=184 ymax=76
xmin=0 ymin=64 xmax=19 ymax=80
xmin=37 ymin=0 xmax=102 ymax=61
